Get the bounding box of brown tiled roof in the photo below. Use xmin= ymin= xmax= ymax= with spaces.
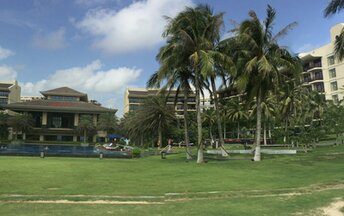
xmin=2 ymin=99 xmax=116 ymax=114
xmin=40 ymin=87 xmax=87 ymax=97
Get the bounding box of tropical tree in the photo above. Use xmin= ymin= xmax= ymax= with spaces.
xmin=97 ymin=112 xmax=119 ymax=138
xmin=77 ymin=115 xmax=96 ymax=143
xmin=278 ymin=79 xmax=309 ymax=144
xmin=324 ymin=0 xmax=344 ymax=60
xmin=250 ymin=94 xmax=277 ymax=145
xmin=7 ymin=113 xmax=34 ymax=140
xmin=225 ymin=97 xmax=249 ymax=139
xmin=159 ymin=5 xmax=232 ymax=163
xmin=122 ymin=111 xmax=147 ymax=146
xmin=202 ymin=108 xmax=216 ymax=144
xmin=0 ymin=112 xmax=9 ymax=140
xmin=128 ymin=96 xmax=176 ymax=149
xmin=148 ymin=65 xmax=194 ymax=159
xmin=233 ymin=5 xmax=299 ymax=161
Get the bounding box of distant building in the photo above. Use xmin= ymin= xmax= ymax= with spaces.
xmin=299 ymin=23 xmax=344 ymax=103
xmin=124 ymin=88 xmax=196 ymax=118
xmin=0 ymin=80 xmax=21 ymax=105
xmin=2 ymin=87 xmax=115 ymax=142
xmin=20 ymin=96 xmax=44 ymax=102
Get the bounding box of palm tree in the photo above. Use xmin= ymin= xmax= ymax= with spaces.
xmin=97 ymin=112 xmax=119 ymax=140
xmin=234 ymin=5 xmax=299 ymax=161
xmin=123 ymin=111 xmax=147 ymax=147
xmin=225 ymin=97 xmax=249 ymax=139
xmin=148 ymin=63 xmax=194 ymax=159
xmin=324 ymin=0 xmax=344 ymax=60
xmin=202 ymin=108 xmax=216 ymax=145
xmin=0 ymin=112 xmax=9 ymax=140
xmin=159 ymin=5 xmax=232 ymax=163
xmin=278 ymin=80 xmax=309 ymax=144
xmin=7 ymin=113 xmax=34 ymax=140
xmin=324 ymin=0 xmax=344 ymax=17
xmin=77 ymin=115 xmax=96 ymax=144
xmin=131 ymin=96 xmax=176 ymax=149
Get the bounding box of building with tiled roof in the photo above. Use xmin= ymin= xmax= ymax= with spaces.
xmin=2 ymin=87 xmax=116 ymax=142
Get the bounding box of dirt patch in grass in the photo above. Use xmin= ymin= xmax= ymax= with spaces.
xmin=320 ymin=198 xmax=344 ymax=216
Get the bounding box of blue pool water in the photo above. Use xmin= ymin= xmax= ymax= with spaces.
xmin=0 ymin=144 xmax=131 ymax=158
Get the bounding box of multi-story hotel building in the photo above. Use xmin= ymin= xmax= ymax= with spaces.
xmin=2 ymin=87 xmax=115 ymax=142
xmin=124 ymin=88 xmax=196 ymax=118
xmin=0 ymin=80 xmax=21 ymax=105
xmin=300 ymin=23 xmax=344 ymax=103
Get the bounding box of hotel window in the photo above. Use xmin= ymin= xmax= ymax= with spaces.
xmin=328 ymin=56 xmax=335 ymax=65
xmin=0 ymin=98 xmax=8 ymax=105
xmin=329 ymin=68 xmax=336 ymax=78
xmin=330 ymin=81 xmax=338 ymax=91
xmin=0 ymin=91 xmax=9 ymax=96
xmin=332 ymin=94 xmax=339 ymax=104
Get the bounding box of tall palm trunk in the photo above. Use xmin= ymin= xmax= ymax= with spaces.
xmin=210 ymin=77 xmax=227 ymax=156
xmin=253 ymin=88 xmax=262 ymax=161
xmin=195 ymin=75 xmax=204 ymax=164
xmin=237 ymin=122 xmax=240 ymax=139
xmin=158 ymin=118 xmax=162 ymax=150
xmin=283 ymin=117 xmax=288 ymax=144
xmin=263 ymin=121 xmax=267 ymax=145
xmin=83 ymin=130 xmax=87 ymax=144
xmin=183 ymin=89 xmax=192 ymax=160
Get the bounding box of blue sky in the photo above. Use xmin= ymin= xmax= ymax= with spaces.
xmin=0 ymin=0 xmax=342 ymax=116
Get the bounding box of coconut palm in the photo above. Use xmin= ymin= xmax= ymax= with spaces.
xmin=225 ymin=97 xmax=249 ymax=139
xmin=97 ymin=112 xmax=119 ymax=139
xmin=234 ymin=5 xmax=299 ymax=161
xmin=148 ymin=56 xmax=194 ymax=158
xmin=0 ymin=112 xmax=9 ymax=140
xmin=324 ymin=0 xmax=344 ymax=60
xmin=202 ymin=108 xmax=217 ymax=144
xmin=159 ymin=4 xmax=234 ymax=163
xmin=7 ymin=113 xmax=34 ymax=140
xmin=278 ymin=80 xmax=309 ymax=144
xmin=77 ymin=115 xmax=96 ymax=143
xmin=133 ymin=96 xmax=176 ymax=148
xmin=324 ymin=0 xmax=344 ymax=17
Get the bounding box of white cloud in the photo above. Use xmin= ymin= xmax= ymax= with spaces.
xmin=0 ymin=65 xmax=17 ymax=80
xmin=20 ymin=60 xmax=142 ymax=116
xmin=32 ymin=27 xmax=67 ymax=50
xmin=0 ymin=46 xmax=15 ymax=60
xmin=75 ymin=0 xmax=194 ymax=54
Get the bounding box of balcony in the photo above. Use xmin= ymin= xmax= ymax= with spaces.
xmin=303 ymin=62 xmax=322 ymax=72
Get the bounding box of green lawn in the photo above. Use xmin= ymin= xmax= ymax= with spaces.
xmin=0 ymin=145 xmax=343 ymax=215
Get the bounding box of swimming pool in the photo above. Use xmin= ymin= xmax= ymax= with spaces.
xmin=0 ymin=144 xmax=131 ymax=158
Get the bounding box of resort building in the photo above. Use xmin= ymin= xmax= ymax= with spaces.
xmin=124 ymin=88 xmax=196 ymax=118
xmin=299 ymin=23 xmax=344 ymax=103
xmin=20 ymin=96 xmax=44 ymax=102
xmin=0 ymin=80 xmax=21 ymax=105
xmin=2 ymin=87 xmax=115 ymax=142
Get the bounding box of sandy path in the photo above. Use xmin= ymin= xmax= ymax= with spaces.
xmin=321 ymin=199 xmax=344 ymax=216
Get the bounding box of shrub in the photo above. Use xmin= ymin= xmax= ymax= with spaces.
xmin=132 ymin=148 xmax=141 ymax=158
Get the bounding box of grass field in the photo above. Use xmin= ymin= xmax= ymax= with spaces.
xmin=0 ymin=145 xmax=343 ymax=215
